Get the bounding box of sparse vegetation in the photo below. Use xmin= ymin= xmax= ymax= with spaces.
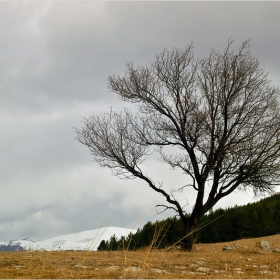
xmin=1 ymin=234 xmax=280 ymax=278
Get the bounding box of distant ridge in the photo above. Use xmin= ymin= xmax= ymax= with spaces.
xmin=0 ymin=227 xmax=136 ymax=252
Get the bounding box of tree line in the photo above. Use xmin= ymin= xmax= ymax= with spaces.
xmin=98 ymin=193 xmax=280 ymax=251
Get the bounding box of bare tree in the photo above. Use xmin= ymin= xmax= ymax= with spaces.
xmin=75 ymin=39 xmax=280 ymax=251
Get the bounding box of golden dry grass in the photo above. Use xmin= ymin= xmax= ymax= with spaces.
xmin=0 ymin=234 xmax=280 ymax=278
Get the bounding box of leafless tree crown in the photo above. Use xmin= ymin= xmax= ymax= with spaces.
xmin=76 ymin=39 xmax=280 ymax=219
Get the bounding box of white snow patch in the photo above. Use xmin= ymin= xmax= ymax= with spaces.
xmin=0 ymin=227 xmax=136 ymax=251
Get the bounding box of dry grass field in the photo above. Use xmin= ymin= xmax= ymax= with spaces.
xmin=1 ymin=234 xmax=280 ymax=279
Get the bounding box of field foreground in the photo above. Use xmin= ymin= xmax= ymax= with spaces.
xmin=1 ymin=234 xmax=280 ymax=279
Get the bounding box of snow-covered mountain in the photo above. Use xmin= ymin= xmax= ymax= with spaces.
xmin=0 ymin=227 xmax=136 ymax=252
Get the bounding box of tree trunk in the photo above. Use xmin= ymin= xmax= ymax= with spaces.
xmin=180 ymin=216 xmax=199 ymax=251
xmin=181 ymin=224 xmax=195 ymax=251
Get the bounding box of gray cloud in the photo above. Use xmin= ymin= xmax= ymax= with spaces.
xmin=0 ymin=1 xmax=280 ymax=241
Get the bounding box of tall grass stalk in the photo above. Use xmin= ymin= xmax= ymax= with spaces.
xmin=165 ymin=214 xmax=224 ymax=251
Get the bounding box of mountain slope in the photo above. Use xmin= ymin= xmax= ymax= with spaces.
xmin=0 ymin=227 xmax=136 ymax=252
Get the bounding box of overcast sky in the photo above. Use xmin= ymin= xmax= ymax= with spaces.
xmin=1 ymin=1 xmax=280 ymax=241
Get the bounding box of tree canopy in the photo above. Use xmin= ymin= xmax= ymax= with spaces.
xmin=76 ymin=39 xmax=280 ymax=250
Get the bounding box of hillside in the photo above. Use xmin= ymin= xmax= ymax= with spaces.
xmin=1 ymin=234 xmax=280 ymax=278
xmin=99 ymin=193 xmax=280 ymax=250
xmin=0 ymin=227 xmax=136 ymax=252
